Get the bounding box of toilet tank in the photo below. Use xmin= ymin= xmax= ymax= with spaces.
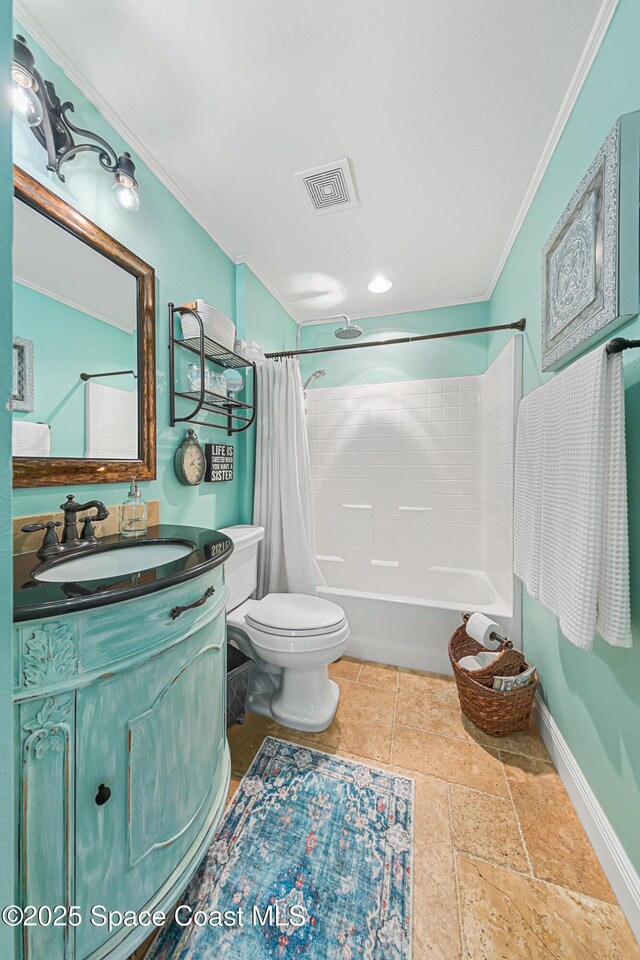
xmin=218 ymin=525 xmax=265 ymax=611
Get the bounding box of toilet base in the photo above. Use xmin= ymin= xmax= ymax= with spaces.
xmin=270 ymin=667 xmax=339 ymax=732
xmin=245 ymin=662 xmax=281 ymax=721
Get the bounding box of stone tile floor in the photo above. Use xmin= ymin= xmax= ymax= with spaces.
xmin=224 ymin=657 xmax=639 ymax=959
xmin=131 ymin=657 xmax=638 ymax=959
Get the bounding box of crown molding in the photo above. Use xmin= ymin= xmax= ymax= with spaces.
xmin=14 ymin=4 xmax=238 ymax=259
xmin=16 ymin=0 xmax=619 ymax=323
xmin=485 ymin=0 xmax=620 ymax=298
xmin=234 ymin=255 xmax=297 ymax=324
xmin=13 ymin=274 xmax=134 ymax=334
xmin=15 ymin=3 xmax=300 ymax=327
xmin=345 ymin=294 xmax=489 ymax=324
xmin=271 ymin=291 xmax=490 ymax=327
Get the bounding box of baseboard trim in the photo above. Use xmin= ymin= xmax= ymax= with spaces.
xmin=533 ymin=694 xmax=640 ymax=944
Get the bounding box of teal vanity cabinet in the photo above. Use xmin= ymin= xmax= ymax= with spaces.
xmin=13 ymin=526 xmax=233 ymax=960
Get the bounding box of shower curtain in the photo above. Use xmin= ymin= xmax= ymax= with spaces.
xmin=253 ymin=358 xmax=325 ymax=597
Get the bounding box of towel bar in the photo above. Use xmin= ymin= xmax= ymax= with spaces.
xmin=606 ymin=337 xmax=640 ymax=354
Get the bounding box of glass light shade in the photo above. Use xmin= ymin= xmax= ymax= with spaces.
xmin=112 ymin=180 xmax=141 ymax=214
xmin=12 ymin=78 xmax=43 ymax=127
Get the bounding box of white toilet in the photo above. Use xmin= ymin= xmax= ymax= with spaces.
xmin=220 ymin=524 xmax=349 ymax=732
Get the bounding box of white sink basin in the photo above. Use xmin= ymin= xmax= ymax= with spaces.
xmin=34 ymin=541 xmax=194 ymax=583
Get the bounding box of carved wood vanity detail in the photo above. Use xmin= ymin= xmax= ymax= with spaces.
xmin=14 ymin=564 xmax=230 ymax=960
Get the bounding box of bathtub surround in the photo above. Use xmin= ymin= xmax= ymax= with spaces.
xmin=487 ymin=0 xmax=640 ymax=903
xmin=308 ymin=375 xmax=484 ymax=581
xmin=146 ymin=737 xmax=414 ymax=960
xmin=478 ymin=338 xmax=521 ymax=623
xmin=307 ymin=338 xmax=520 ymax=671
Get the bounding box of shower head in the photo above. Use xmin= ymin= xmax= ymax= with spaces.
xmin=303 ymin=369 xmax=327 ymax=390
xmin=334 ymin=318 xmax=363 ymax=340
xmin=295 ymin=314 xmax=363 ymax=348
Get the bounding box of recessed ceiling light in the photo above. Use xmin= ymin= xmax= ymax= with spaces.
xmin=368 ymin=275 xmax=393 ymax=293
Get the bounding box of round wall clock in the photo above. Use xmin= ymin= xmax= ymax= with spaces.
xmin=174 ymin=428 xmax=206 ymax=486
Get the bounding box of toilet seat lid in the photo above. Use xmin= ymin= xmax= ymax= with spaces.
xmin=246 ymin=593 xmax=346 ymax=636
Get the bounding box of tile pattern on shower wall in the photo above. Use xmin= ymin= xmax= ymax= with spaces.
xmin=478 ymin=340 xmax=517 ymax=606
xmin=306 ymin=377 xmax=481 ymax=591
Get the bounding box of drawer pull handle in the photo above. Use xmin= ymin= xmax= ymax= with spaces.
xmin=95 ymin=783 xmax=112 ymax=806
xmin=170 ymin=586 xmax=216 ymax=620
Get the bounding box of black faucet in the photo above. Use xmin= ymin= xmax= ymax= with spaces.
xmin=21 ymin=494 xmax=109 ymax=561
xmin=60 ymin=495 xmax=109 ymax=545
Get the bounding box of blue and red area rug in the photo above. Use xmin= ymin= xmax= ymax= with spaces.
xmin=147 ymin=737 xmax=414 ymax=959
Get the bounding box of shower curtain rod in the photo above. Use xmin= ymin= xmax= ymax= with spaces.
xmin=264 ymin=318 xmax=527 ymax=359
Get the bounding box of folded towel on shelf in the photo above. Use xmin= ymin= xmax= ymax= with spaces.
xmin=12 ymin=419 xmax=50 ymax=457
xmin=514 ymin=345 xmax=631 ymax=651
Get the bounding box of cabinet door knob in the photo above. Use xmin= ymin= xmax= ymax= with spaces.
xmin=95 ymin=783 xmax=112 ymax=806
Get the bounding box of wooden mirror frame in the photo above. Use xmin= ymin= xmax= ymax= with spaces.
xmin=12 ymin=166 xmax=156 ymax=488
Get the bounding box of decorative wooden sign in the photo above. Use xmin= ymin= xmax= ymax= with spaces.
xmin=205 ymin=443 xmax=234 ymax=482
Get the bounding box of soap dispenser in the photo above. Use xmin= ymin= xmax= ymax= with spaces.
xmin=120 ymin=477 xmax=148 ymax=537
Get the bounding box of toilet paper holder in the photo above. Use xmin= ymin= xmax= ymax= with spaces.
xmin=462 ymin=612 xmax=513 ymax=649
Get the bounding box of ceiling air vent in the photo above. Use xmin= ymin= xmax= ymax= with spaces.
xmin=295 ymin=158 xmax=359 ymax=216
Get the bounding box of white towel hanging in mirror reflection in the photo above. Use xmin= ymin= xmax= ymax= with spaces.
xmin=12 ymin=420 xmax=50 ymax=457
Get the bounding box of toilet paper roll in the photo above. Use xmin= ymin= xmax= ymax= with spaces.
xmin=465 ymin=613 xmax=504 ymax=650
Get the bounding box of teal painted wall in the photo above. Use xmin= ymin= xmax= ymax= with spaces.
xmin=10 ymin=23 xmax=295 ymax=526
xmin=298 ymin=301 xmax=490 ymax=388
xmin=0 ymin=1 xmax=16 ymax=953
xmin=235 ymin=262 xmax=297 ymax=521
xmin=241 ymin=264 xmax=296 ymax=353
xmin=488 ymin=0 xmax=640 ymax=873
xmin=13 ymin=283 xmax=136 ymax=457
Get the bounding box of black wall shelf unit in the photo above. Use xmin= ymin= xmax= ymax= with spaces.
xmin=168 ymin=302 xmax=257 ymax=435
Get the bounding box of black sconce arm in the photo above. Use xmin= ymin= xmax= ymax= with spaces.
xmin=12 ymin=34 xmax=140 ymax=209
xmin=56 ymin=103 xmax=119 ymax=177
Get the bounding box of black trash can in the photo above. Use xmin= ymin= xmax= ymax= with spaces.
xmin=226 ymin=645 xmax=254 ymax=726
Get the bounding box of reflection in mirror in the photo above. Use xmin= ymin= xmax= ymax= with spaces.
xmin=12 ymin=196 xmax=139 ymax=459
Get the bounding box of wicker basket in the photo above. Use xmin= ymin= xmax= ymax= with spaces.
xmin=449 ymin=624 xmax=538 ymax=737
xmin=450 ymin=624 xmax=525 ymax=686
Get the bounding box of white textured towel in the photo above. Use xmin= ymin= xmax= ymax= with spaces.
xmin=12 ymin=419 xmax=50 ymax=457
xmin=514 ymin=346 xmax=631 ymax=651
xmin=85 ymin=381 xmax=138 ymax=459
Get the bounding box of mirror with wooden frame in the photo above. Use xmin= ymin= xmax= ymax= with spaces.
xmin=12 ymin=166 xmax=156 ymax=488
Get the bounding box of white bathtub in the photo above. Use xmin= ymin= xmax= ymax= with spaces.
xmin=317 ymin=566 xmax=512 ymax=674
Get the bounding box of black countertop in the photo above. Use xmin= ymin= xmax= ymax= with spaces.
xmin=13 ymin=524 xmax=233 ymax=623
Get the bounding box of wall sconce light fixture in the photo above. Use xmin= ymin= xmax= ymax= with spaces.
xmin=11 ymin=34 xmax=141 ymax=214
